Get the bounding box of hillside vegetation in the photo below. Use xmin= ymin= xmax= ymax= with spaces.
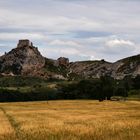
xmin=0 ymin=75 xmax=140 ymax=102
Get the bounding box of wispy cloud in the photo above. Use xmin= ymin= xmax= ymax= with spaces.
xmin=106 ymin=39 xmax=135 ymax=47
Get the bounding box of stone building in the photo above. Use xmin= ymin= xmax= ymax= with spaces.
xmin=17 ymin=39 xmax=33 ymax=48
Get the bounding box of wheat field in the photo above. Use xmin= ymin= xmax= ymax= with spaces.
xmin=0 ymin=100 xmax=140 ymax=140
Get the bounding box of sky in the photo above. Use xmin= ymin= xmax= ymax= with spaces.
xmin=0 ymin=0 xmax=140 ymax=62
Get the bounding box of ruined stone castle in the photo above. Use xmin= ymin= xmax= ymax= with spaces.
xmin=17 ymin=39 xmax=33 ymax=48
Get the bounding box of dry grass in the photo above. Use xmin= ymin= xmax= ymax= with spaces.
xmin=0 ymin=100 xmax=140 ymax=140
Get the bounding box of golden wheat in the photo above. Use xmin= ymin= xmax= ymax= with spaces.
xmin=0 ymin=100 xmax=140 ymax=140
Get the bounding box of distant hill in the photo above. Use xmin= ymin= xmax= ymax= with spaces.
xmin=0 ymin=40 xmax=140 ymax=80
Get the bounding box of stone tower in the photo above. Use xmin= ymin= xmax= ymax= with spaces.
xmin=17 ymin=39 xmax=33 ymax=48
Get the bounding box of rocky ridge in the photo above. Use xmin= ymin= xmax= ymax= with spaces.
xmin=0 ymin=40 xmax=140 ymax=80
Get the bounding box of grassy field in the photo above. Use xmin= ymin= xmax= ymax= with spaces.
xmin=0 ymin=100 xmax=140 ymax=140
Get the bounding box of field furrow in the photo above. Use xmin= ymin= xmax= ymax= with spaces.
xmin=0 ymin=107 xmax=17 ymax=140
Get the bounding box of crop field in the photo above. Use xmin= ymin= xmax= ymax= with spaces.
xmin=0 ymin=100 xmax=140 ymax=140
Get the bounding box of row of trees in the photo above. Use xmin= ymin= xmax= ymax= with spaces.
xmin=58 ymin=76 xmax=128 ymax=100
xmin=0 ymin=87 xmax=57 ymax=102
xmin=0 ymin=75 xmax=139 ymax=102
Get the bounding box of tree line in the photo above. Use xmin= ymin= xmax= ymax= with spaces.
xmin=0 ymin=75 xmax=140 ymax=102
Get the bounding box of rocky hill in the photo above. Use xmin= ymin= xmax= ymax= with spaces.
xmin=69 ymin=54 xmax=140 ymax=80
xmin=0 ymin=40 xmax=140 ymax=80
xmin=0 ymin=40 xmax=45 ymax=76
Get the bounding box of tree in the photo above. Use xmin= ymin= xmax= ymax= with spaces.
xmin=100 ymin=76 xmax=115 ymax=100
xmin=133 ymin=75 xmax=140 ymax=89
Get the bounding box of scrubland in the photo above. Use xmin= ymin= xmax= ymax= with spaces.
xmin=0 ymin=100 xmax=140 ymax=140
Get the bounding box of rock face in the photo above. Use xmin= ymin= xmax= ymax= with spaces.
xmin=112 ymin=55 xmax=140 ymax=79
xmin=69 ymin=60 xmax=112 ymax=79
xmin=0 ymin=40 xmax=45 ymax=76
xmin=57 ymin=57 xmax=69 ymax=67
xmin=0 ymin=39 xmax=139 ymax=80
xmin=69 ymin=55 xmax=140 ymax=79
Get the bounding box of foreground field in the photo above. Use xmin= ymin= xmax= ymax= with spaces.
xmin=0 ymin=100 xmax=140 ymax=140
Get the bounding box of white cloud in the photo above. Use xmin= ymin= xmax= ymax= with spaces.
xmin=0 ymin=33 xmax=46 ymax=41
xmin=39 ymin=46 xmax=83 ymax=61
xmin=59 ymin=48 xmax=80 ymax=55
xmin=49 ymin=39 xmax=81 ymax=47
xmin=106 ymin=39 xmax=135 ymax=47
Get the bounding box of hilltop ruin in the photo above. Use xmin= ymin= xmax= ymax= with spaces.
xmin=17 ymin=39 xmax=33 ymax=48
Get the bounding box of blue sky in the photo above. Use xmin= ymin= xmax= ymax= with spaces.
xmin=0 ymin=0 xmax=140 ymax=62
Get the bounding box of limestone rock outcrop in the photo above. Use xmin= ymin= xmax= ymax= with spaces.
xmin=0 ymin=39 xmax=139 ymax=80
xmin=0 ymin=40 xmax=45 ymax=76
xmin=69 ymin=54 xmax=140 ymax=80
